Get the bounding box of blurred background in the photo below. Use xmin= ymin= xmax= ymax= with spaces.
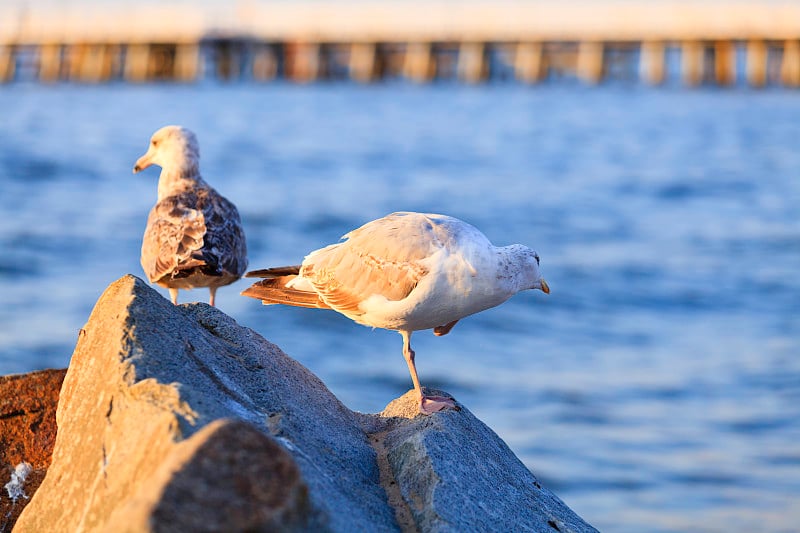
xmin=1 ymin=1 xmax=799 ymax=532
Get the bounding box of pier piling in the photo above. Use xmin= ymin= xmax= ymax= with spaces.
xmin=577 ymin=41 xmax=605 ymax=84
xmin=781 ymin=40 xmax=800 ymax=87
xmin=38 ymin=44 xmax=63 ymax=82
xmin=403 ymin=42 xmax=434 ymax=82
xmin=174 ymin=43 xmax=200 ymax=82
xmin=252 ymin=44 xmax=279 ymax=81
xmin=681 ymin=41 xmax=705 ymax=86
xmin=457 ymin=42 xmax=487 ymax=83
xmin=286 ymin=42 xmax=321 ymax=83
xmin=124 ymin=44 xmax=150 ymax=82
xmin=349 ymin=42 xmax=378 ymax=83
xmin=0 ymin=46 xmax=14 ymax=82
xmin=514 ymin=42 xmax=545 ymax=83
xmin=714 ymin=41 xmax=736 ymax=86
xmin=639 ymin=41 xmax=665 ymax=85
xmin=746 ymin=40 xmax=768 ymax=87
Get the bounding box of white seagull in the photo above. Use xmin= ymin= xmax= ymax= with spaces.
xmin=242 ymin=211 xmax=549 ymax=415
xmin=134 ymin=125 xmax=248 ymax=306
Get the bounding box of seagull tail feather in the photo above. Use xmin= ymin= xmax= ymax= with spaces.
xmin=245 ymin=265 xmax=302 ymax=278
xmin=241 ymin=277 xmax=328 ymax=309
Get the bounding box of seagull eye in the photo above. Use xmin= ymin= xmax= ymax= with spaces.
xmin=534 ymin=253 xmax=540 ymax=266
xmin=151 ymin=140 xmax=159 ymax=147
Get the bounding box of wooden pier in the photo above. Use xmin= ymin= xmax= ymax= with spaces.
xmin=1 ymin=1 xmax=799 ymax=87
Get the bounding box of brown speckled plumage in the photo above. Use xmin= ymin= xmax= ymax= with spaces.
xmin=135 ymin=125 xmax=247 ymax=306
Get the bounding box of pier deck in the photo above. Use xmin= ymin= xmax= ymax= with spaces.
xmin=1 ymin=1 xmax=798 ymax=86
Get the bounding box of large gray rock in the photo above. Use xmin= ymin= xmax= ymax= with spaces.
xmin=14 ymin=275 xmax=596 ymax=533
xmin=375 ymin=392 xmax=592 ymax=533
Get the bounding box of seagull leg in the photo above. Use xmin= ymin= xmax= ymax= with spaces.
xmin=169 ymin=288 xmax=179 ymax=305
xmin=400 ymin=330 xmax=455 ymax=415
xmin=433 ymin=320 xmax=459 ymax=336
xmin=209 ymin=287 xmax=217 ymax=307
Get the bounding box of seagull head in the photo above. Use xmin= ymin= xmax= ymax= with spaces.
xmin=133 ymin=125 xmax=200 ymax=176
xmin=513 ymin=246 xmax=549 ymax=294
xmin=531 ymin=251 xmax=550 ymax=294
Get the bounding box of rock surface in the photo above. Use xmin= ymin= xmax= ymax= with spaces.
xmin=0 ymin=368 xmax=66 ymax=532
xmin=377 ymin=392 xmax=589 ymax=533
xmin=13 ymin=275 xmax=597 ymax=532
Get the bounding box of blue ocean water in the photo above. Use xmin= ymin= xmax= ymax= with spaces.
xmin=0 ymin=82 xmax=798 ymax=532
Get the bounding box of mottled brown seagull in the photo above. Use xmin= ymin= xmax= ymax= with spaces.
xmin=242 ymin=211 xmax=549 ymax=415
xmin=134 ymin=125 xmax=247 ymax=306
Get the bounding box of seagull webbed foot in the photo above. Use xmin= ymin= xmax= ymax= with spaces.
xmin=420 ymin=394 xmax=457 ymax=415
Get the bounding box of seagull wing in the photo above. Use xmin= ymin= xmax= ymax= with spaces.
xmin=141 ymin=193 xmax=207 ymax=284
xmin=140 ymin=188 xmax=247 ymax=284
xmin=300 ymin=212 xmax=446 ymax=314
xmin=199 ymin=190 xmax=248 ymax=278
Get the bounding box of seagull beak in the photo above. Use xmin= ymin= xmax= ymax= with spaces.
xmin=539 ymin=278 xmax=550 ymax=294
xmin=133 ymin=152 xmax=152 ymax=174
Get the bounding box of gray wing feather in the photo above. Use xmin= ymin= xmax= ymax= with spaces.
xmin=141 ymin=187 xmax=247 ymax=284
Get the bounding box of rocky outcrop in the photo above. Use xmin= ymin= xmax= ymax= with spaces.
xmin=0 ymin=368 xmax=66 ymax=532
xmin=377 ymin=393 xmax=587 ymax=532
xmin=12 ymin=275 xmax=596 ymax=532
